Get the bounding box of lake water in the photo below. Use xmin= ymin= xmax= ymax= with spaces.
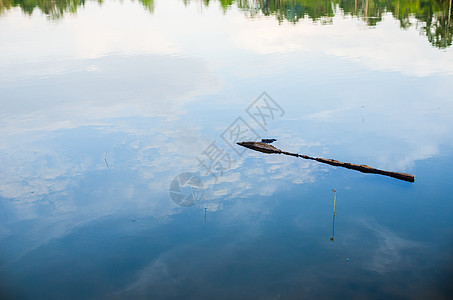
xmin=1 ymin=0 xmax=453 ymax=299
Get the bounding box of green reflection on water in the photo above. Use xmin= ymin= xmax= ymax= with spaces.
xmin=0 ymin=0 xmax=451 ymax=48
xmin=0 ymin=0 xmax=87 ymax=18
xmin=0 ymin=0 xmax=154 ymax=18
xmin=235 ymin=0 xmax=453 ymax=48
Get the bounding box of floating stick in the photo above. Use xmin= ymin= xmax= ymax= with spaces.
xmin=237 ymin=142 xmax=415 ymax=182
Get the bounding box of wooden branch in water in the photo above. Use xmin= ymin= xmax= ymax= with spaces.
xmin=237 ymin=141 xmax=415 ymax=183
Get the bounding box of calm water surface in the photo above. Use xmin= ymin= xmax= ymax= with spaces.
xmin=1 ymin=0 xmax=453 ymax=299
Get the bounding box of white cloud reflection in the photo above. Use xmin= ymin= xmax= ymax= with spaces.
xmin=231 ymin=11 xmax=453 ymax=77
xmin=366 ymin=223 xmax=421 ymax=274
xmin=346 ymin=219 xmax=424 ymax=274
xmin=0 ymin=0 xmax=452 ymax=269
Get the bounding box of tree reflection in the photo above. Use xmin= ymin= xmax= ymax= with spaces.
xmin=236 ymin=0 xmax=336 ymax=23
xmin=0 ymin=0 xmax=451 ymax=48
xmin=234 ymin=0 xmax=452 ymax=48
xmin=0 ymin=0 xmax=154 ymax=18
xmin=0 ymin=0 xmax=87 ymax=19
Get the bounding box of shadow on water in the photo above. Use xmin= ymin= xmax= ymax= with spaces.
xmin=0 ymin=0 xmax=452 ymax=48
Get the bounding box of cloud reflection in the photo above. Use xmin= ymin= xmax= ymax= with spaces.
xmin=362 ymin=220 xmax=422 ymax=274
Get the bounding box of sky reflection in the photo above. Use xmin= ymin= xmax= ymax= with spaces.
xmin=1 ymin=0 xmax=453 ymax=299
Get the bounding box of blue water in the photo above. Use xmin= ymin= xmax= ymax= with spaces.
xmin=1 ymin=0 xmax=453 ymax=299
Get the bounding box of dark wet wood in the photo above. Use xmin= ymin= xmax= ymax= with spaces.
xmin=237 ymin=141 xmax=415 ymax=183
xmin=237 ymin=142 xmax=282 ymax=154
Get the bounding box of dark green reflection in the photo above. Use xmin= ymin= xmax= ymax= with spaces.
xmin=0 ymin=0 xmax=86 ymax=18
xmin=0 ymin=0 xmax=154 ymax=19
xmin=209 ymin=0 xmax=453 ymax=49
